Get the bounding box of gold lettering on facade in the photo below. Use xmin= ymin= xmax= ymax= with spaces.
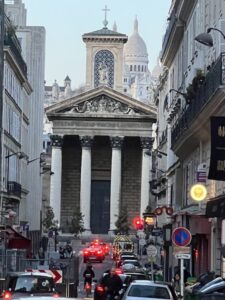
xmin=218 ymin=126 xmax=225 ymax=137
xmin=217 ymin=160 xmax=225 ymax=171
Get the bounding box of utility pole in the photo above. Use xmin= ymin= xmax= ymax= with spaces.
xmin=0 ymin=0 xmax=4 ymax=220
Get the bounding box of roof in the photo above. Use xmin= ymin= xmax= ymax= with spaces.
xmin=8 ymin=271 xmax=52 ymax=278
xmin=83 ymin=27 xmax=127 ymax=37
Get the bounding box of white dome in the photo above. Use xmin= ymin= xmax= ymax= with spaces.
xmin=124 ymin=18 xmax=148 ymax=60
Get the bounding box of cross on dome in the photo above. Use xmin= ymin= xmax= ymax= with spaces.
xmin=134 ymin=15 xmax=138 ymax=33
xmin=102 ymin=5 xmax=110 ymax=28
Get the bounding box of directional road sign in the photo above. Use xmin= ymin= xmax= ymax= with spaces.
xmin=175 ymin=253 xmax=191 ymax=259
xmin=172 ymin=227 xmax=192 ymax=247
xmin=26 ymin=269 xmax=62 ymax=283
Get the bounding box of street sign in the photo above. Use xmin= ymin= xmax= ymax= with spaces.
xmin=139 ymin=238 xmax=146 ymax=246
xmin=175 ymin=253 xmax=191 ymax=259
xmin=26 ymin=269 xmax=62 ymax=283
xmin=172 ymin=227 xmax=192 ymax=247
xmin=173 ymin=246 xmax=191 ymax=255
xmin=152 ymin=228 xmax=163 ymax=236
xmin=146 ymin=245 xmax=157 ymax=257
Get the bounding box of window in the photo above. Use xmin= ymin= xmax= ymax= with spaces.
xmin=130 ymin=65 xmax=132 ymax=71
xmin=138 ymin=65 xmax=140 ymax=72
xmin=134 ymin=65 xmax=136 ymax=71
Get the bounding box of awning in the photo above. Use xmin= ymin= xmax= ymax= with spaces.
xmin=5 ymin=226 xmax=31 ymax=250
xmin=206 ymin=196 xmax=225 ymax=218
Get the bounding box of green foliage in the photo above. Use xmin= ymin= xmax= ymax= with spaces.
xmin=69 ymin=208 xmax=85 ymax=237
xmin=42 ymin=206 xmax=56 ymax=229
xmin=114 ymin=207 xmax=130 ymax=235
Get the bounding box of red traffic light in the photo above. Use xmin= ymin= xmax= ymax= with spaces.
xmin=133 ymin=217 xmax=144 ymax=230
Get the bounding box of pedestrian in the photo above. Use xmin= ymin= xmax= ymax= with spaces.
xmin=38 ymin=247 xmax=45 ymax=265
xmin=172 ymin=272 xmax=180 ymax=294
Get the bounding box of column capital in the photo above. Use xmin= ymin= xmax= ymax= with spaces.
xmin=80 ymin=136 xmax=93 ymax=148
xmin=110 ymin=136 xmax=123 ymax=149
xmin=50 ymin=135 xmax=63 ymax=147
xmin=140 ymin=137 xmax=154 ymax=150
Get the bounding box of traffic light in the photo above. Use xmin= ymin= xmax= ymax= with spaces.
xmin=133 ymin=217 xmax=144 ymax=230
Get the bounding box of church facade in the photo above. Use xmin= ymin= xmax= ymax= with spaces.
xmin=46 ymin=18 xmax=156 ymax=234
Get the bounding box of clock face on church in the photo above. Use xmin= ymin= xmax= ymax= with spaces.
xmin=94 ymin=50 xmax=114 ymax=88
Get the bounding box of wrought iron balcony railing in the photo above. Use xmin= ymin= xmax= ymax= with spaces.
xmin=161 ymin=11 xmax=177 ymax=59
xmin=4 ymin=34 xmax=27 ymax=78
xmin=172 ymin=52 xmax=225 ymax=146
xmin=7 ymin=181 xmax=22 ymax=198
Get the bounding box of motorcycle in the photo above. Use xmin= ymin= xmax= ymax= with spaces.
xmin=84 ymin=282 xmax=92 ymax=297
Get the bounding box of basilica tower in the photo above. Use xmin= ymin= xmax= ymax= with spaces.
xmin=82 ymin=8 xmax=128 ymax=92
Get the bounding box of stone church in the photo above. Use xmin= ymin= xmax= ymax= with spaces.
xmin=45 ymin=16 xmax=156 ymax=234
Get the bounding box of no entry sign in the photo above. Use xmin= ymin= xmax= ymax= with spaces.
xmin=172 ymin=227 xmax=192 ymax=247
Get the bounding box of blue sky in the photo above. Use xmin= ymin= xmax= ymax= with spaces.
xmin=22 ymin=0 xmax=171 ymax=89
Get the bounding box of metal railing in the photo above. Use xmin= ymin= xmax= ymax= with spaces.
xmin=161 ymin=11 xmax=177 ymax=59
xmin=7 ymin=181 xmax=21 ymax=198
xmin=4 ymin=34 xmax=27 ymax=77
xmin=171 ymin=52 xmax=225 ymax=146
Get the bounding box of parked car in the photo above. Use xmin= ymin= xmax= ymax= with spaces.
xmin=83 ymin=245 xmax=105 ymax=263
xmin=122 ymin=280 xmax=177 ymax=300
xmin=1 ymin=271 xmax=58 ymax=299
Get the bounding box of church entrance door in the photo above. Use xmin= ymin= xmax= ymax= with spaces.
xmin=91 ymin=180 xmax=110 ymax=234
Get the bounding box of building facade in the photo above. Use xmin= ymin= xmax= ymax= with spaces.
xmin=46 ymin=21 xmax=157 ymax=234
xmin=155 ymin=0 xmax=225 ymax=279
xmin=5 ymin=0 xmax=45 ymax=247
xmin=1 ymin=14 xmax=31 ymax=229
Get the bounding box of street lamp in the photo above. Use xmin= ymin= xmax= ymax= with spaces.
xmin=145 ymin=149 xmax=167 ymax=157
xmin=27 ymin=152 xmax=45 ymax=165
xmin=5 ymin=151 xmax=27 ymax=160
xmin=40 ymin=170 xmax=54 ymax=176
xmin=169 ymin=88 xmax=190 ymax=104
xmin=195 ymin=27 xmax=225 ymax=47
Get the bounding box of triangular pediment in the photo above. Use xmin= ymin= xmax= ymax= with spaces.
xmin=46 ymin=86 xmax=157 ymax=120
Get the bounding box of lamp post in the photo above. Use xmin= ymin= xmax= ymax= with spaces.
xmin=169 ymin=88 xmax=190 ymax=104
xmin=195 ymin=27 xmax=225 ymax=47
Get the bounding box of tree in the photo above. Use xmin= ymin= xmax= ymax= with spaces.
xmin=69 ymin=208 xmax=85 ymax=237
xmin=114 ymin=207 xmax=130 ymax=235
xmin=42 ymin=206 xmax=56 ymax=230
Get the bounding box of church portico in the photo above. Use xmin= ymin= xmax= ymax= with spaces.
xmin=47 ymin=86 xmax=156 ymax=235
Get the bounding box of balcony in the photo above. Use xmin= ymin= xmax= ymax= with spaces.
xmin=4 ymin=34 xmax=27 ymax=78
xmin=7 ymin=181 xmax=22 ymax=199
xmin=171 ymin=52 xmax=225 ymax=149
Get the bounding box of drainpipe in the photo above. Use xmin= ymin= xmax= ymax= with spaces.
xmin=209 ymin=218 xmax=216 ymax=272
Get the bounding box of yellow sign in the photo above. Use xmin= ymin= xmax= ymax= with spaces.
xmin=173 ymin=246 xmax=191 ymax=255
xmin=145 ymin=217 xmax=156 ymax=225
xmin=190 ymin=183 xmax=207 ymax=201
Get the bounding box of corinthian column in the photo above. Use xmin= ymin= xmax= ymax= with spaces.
xmin=110 ymin=136 xmax=123 ymax=231
xmin=50 ymin=135 xmax=63 ymax=225
xmin=140 ymin=137 xmax=154 ymax=216
xmin=80 ymin=136 xmax=93 ymax=232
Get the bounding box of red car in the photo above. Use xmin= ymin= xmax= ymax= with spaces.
xmin=83 ymin=245 xmax=105 ymax=263
xmin=100 ymin=242 xmax=110 ymax=255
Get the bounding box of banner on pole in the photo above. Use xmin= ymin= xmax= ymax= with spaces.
xmin=208 ymin=116 xmax=225 ymax=181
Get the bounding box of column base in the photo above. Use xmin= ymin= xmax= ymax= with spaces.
xmin=108 ymin=230 xmax=116 ymax=237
